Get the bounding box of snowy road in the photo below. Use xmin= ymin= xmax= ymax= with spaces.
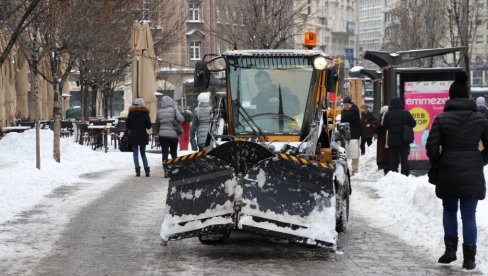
xmin=0 ymin=167 xmax=477 ymax=275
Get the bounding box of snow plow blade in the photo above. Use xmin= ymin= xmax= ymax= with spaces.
xmin=160 ymin=150 xmax=236 ymax=241
xmin=239 ymin=154 xmax=337 ymax=249
xmin=161 ymin=141 xmax=337 ymax=249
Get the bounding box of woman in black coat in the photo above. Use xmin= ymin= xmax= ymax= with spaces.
xmin=374 ymin=105 xmax=389 ymax=174
xmin=126 ymin=98 xmax=152 ymax=177
xmin=426 ymin=72 xmax=488 ymax=270
xmin=382 ymin=97 xmax=416 ymax=175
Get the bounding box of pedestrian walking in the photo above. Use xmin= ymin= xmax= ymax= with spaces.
xmin=426 ymin=72 xmax=488 ymax=270
xmin=373 ymin=105 xmax=390 ymax=174
xmin=476 ymin=96 xmax=488 ymax=119
xmin=126 ymin=98 xmax=152 ymax=177
xmin=341 ymin=97 xmax=361 ymax=175
xmin=382 ymin=97 xmax=416 ymax=176
xmin=360 ymin=104 xmax=376 ymax=155
xmin=190 ymin=92 xmax=212 ymax=151
xmin=154 ymin=96 xmax=184 ymax=163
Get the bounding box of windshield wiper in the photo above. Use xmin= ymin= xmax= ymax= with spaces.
xmin=278 ymin=84 xmax=284 ymax=132
xmin=232 ymin=100 xmax=267 ymax=140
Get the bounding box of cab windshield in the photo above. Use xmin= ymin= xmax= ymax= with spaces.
xmin=228 ymin=57 xmax=316 ymax=135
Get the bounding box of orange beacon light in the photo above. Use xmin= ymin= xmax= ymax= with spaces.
xmin=304 ymin=31 xmax=317 ymax=49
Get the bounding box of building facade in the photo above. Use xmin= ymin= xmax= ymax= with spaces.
xmin=294 ymin=0 xmax=358 ymax=71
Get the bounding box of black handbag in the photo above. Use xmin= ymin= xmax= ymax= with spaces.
xmin=173 ymin=110 xmax=183 ymax=135
xmin=119 ymin=134 xmax=132 ymax=152
xmin=402 ymin=112 xmax=414 ymax=144
xmin=428 ymin=164 xmax=439 ymax=185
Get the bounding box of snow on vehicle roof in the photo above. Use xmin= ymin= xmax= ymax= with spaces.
xmin=222 ymin=49 xmax=331 ymax=58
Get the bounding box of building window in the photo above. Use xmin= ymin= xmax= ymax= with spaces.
xmin=215 ymin=6 xmax=220 ymax=22
xmin=188 ymin=3 xmax=201 ymax=22
xmin=190 ymin=41 xmax=201 ymax=60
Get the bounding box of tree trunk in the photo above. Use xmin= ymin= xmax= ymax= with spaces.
xmin=91 ymin=85 xmax=98 ymax=118
xmin=52 ymin=52 xmax=61 ymax=163
xmin=460 ymin=0 xmax=470 ymax=84
xmin=31 ymin=55 xmax=41 ymax=169
xmin=53 ymin=80 xmax=61 ymax=163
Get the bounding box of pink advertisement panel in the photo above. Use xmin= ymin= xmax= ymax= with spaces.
xmin=404 ymin=81 xmax=452 ymax=161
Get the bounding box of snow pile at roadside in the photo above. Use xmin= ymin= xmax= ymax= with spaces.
xmin=0 ymin=129 xmax=161 ymax=225
xmin=352 ymin=140 xmax=488 ymax=273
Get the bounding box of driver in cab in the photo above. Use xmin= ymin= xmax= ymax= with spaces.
xmin=251 ymin=71 xmax=300 ymax=117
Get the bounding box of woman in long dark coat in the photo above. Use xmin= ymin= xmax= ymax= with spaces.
xmin=382 ymin=97 xmax=416 ymax=175
xmin=426 ymin=72 xmax=488 ymax=270
xmin=374 ymin=105 xmax=389 ymax=174
xmin=126 ymin=98 xmax=152 ymax=177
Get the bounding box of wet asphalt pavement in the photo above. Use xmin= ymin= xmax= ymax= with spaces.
xmin=1 ymin=168 xmax=481 ymax=275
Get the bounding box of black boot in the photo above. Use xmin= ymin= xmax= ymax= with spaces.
xmin=144 ymin=167 xmax=150 ymax=177
xmin=438 ymin=236 xmax=458 ymax=264
xmin=462 ymin=244 xmax=477 ymax=270
xmin=135 ymin=167 xmax=141 ymax=177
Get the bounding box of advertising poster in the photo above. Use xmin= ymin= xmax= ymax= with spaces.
xmin=404 ymin=81 xmax=452 ymax=161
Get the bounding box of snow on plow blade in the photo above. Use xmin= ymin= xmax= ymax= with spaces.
xmin=239 ymin=154 xmax=337 ymax=249
xmin=160 ymin=150 xmax=236 ymax=241
xmin=160 ymin=142 xmax=337 ymax=249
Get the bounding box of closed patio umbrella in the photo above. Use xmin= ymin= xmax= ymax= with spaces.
xmin=1 ymin=36 xmax=16 ymax=126
xmin=131 ymin=21 xmax=157 ymax=122
xmin=15 ymin=51 xmax=29 ymax=119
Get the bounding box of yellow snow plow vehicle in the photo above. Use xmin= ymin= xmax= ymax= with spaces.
xmin=160 ymin=48 xmax=351 ymax=251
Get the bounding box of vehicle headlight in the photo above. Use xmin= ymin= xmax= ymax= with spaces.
xmin=313 ymin=56 xmax=328 ymax=70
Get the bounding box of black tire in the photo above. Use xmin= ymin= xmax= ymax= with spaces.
xmin=198 ymin=230 xmax=231 ymax=244
xmin=335 ymin=175 xmax=350 ymax=233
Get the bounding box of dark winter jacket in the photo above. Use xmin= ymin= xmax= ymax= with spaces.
xmin=190 ymin=102 xmax=212 ymax=145
xmin=155 ymin=96 xmax=184 ymax=138
xmin=374 ymin=113 xmax=388 ymax=168
xmin=126 ymin=105 xmax=152 ymax=146
xmin=478 ymin=105 xmax=488 ymax=119
xmin=382 ymin=98 xmax=416 ymax=148
xmin=341 ymin=104 xmax=361 ymax=139
xmin=426 ymin=98 xmax=488 ymax=200
xmin=361 ymin=110 xmax=376 ymax=139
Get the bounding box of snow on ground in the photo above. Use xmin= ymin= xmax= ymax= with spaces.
xmin=1 ymin=130 xmax=488 ymax=273
xmin=352 ymin=140 xmax=488 ymax=273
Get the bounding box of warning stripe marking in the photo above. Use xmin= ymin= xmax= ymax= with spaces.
xmin=164 ymin=149 xmax=206 ymax=165
xmin=278 ymin=153 xmax=333 ymax=170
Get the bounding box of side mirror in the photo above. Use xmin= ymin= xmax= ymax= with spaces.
xmin=194 ymin=61 xmax=210 ymax=90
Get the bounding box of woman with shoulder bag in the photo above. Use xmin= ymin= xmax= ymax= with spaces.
xmin=126 ymin=98 xmax=152 ymax=177
xmin=155 ymin=96 xmax=184 ymax=163
xmin=426 ymin=72 xmax=488 ymax=270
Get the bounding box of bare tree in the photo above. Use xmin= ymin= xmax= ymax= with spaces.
xmin=211 ymin=0 xmax=308 ymax=49
xmin=0 ymin=0 xmax=41 ymax=66
xmin=443 ymin=0 xmax=481 ymax=82
xmin=384 ymin=0 xmax=447 ymax=67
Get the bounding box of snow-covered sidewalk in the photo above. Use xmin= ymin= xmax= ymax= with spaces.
xmin=352 ymin=142 xmax=488 ymax=273
xmin=1 ymin=130 xmax=488 ymax=273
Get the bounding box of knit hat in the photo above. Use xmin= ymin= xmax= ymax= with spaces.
xmin=197 ymin=92 xmax=211 ymax=103
xmin=449 ymin=72 xmax=469 ymax=99
xmin=476 ymin=96 xmax=486 ymax=106
xmin=134 ymin=98 xmax=144 ymax=106
xmin=343 ymin=97 xmax=352 ymax=104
